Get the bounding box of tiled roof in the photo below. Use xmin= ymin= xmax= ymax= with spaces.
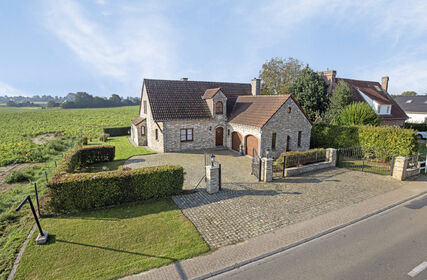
xmin=229 ymin=95 xmax=296 ymax=127
xmin=203 ymin=88 xmax=222 ymax=99
xmin=338 ymin=78 xmax=408 ymax=120
xmin=144 ymin=79 xmax=251 ymax=120
xmin=132 ymin=117 xmax=145 ymax=125
xmin=394 ymin=95 xmax=427 ymax=113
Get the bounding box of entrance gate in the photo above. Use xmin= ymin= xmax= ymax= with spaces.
xmin=337 ymin=146 xmax=394 ymax=175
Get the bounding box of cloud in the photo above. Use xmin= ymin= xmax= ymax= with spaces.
xmin=0 ymin=81 xmax=27 ymax=96
xmin=43 ymin=0 xmax=176 ymax=83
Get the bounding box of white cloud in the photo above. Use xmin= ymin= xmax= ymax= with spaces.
xmin=43 ymin=0 xmax=176 ymax=83
xmin=0 ymin=82 xmax=27 ymax=96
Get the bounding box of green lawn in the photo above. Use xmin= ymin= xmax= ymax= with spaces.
xmin=84 ymin=136 xmax=154 ymax=171
xmin=14 ymin=199 xmax=209 ymax=280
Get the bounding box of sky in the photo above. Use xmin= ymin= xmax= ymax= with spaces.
xmin=1 ymin=0 xmax=427 ymax=97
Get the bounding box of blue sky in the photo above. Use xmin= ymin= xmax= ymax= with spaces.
xmin=1 ymin=0 xmax=427 ymax=97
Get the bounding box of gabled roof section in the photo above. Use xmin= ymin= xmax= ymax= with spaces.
xmin=143 ymin=79 xmax=251 ymax=121
xmin=203 ymin=88 xmax=223 ymax=99
xmin=395 ymin=95 xmax=427 ymax=113
xmin=229 ymin=95 xmax=300 ymax=128
xmin=132 ymin=117 xmax=145 ymax=126
xmin=338 ymin=78 xmax=408 ymax=120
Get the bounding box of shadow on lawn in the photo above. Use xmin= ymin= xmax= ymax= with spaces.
xmin=47 ymin=235 xmax=189 ymax=279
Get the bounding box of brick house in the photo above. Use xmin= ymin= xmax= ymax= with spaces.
xmin=320 ymin=70 xmax=408 ymax=126
xmin=131 ymin=78 xmax=312 ymax=158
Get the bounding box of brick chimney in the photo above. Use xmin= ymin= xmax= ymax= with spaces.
xmin=319 ymin=70 xmax=336 ymax=94
xmin=251 ymin=78 xmax=261 ymax=96
xmin=381 ymin=76 xmax=389 ymax=92
xmin=180 ymin=77 xmax=188 ymax=81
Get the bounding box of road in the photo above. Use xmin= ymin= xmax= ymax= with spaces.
xmin=213 ymin=195 xmax=427 ymax=280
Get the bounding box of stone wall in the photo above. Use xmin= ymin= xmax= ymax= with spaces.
xmin=392 ymin=156 xmax=420 ymax=180
xmin=130 ymin=121 xmax=147 ymax=146
xmin=283 ymin=148 xmax=336 ymax=177
xmin=381 ymin=118 xmax=406 ymax=127
xmin=261 ymin=98 xmax=312 ymax=158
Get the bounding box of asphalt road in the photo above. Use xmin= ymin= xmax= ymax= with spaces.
xmin=213 ymin=195 xmax=427 ymax=280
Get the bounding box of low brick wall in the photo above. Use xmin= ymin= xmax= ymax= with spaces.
xmin=284 ymin=161 xmax=334 ymax=177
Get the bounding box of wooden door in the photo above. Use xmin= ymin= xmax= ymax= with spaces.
xmin=232 ymin=132 xmax=242 ymax=151
xmin=245 ymin=135 xmax=259 ymax=156
xmin=216 ymin=127 xmax=223 ymax=146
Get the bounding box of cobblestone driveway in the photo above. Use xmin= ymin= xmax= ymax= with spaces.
xmin=124 ymin=149 xmax=258 ymax=189
xmin=172 ymin=168 xmax=405 ymax=248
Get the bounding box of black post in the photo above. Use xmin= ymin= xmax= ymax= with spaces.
xmin=218 ymin=164 xmax=222 ymax=190
xmin=16 ymin=196 xmax=44 ymax=237
xmin=258 ymin=158 xmax=262 ymax=182
xmin=282 ymin=156 xmax=286 ymax=177
xmin=44 ymin=171 xmax=48 ymax=182
xmin=34 ymin=182 xmax=41 ymax=217
xmin=390 ymin=155 xmax=395 ymax=176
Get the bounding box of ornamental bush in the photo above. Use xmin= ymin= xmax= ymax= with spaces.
xmin=47 ymin=165 xmax=184 ymax=213
xmin=311 ymin=124 xmax=417 ymax=156
xmin=274 ymin=148 xmax=326 ymax=170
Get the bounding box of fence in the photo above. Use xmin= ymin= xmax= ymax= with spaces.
xmin=337 ymin=146 xmax=393 ymax=175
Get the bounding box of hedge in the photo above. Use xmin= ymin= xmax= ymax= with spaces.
xmin=54 ymin=145 xmax=115 ymax=175
xmin=103 ymin=127 xmax=131 ymax=137
xmin=274 ymin=148 xmax=326 ymax=170
xmin=311 ymin=124 xmax=417 ymax=156
xmin=405 ymin=122 xmax=427 ymax=132
xmin=47 ymin=165 xmax=184 ymax=213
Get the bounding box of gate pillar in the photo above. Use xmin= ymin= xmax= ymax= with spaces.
xmin=326 ymin=148 xmax=337 ymax=166
xmin=206 ymin=165 xmax=220 ymax=194
xmin=262 ymin=157 xmax=273 ymax=182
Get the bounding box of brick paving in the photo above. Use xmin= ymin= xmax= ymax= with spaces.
xmin=172 ymin=168 xmax=405 ymax=248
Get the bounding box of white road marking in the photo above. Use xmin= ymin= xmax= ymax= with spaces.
xmin=408 ymin=261 xmax=427 ymax=277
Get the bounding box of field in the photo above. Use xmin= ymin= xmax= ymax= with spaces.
xmin=0 ymin=106 xmax=139 ymax=166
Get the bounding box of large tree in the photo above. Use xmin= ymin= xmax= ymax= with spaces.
xmin=325 ymin=80 xmax=355 ymax=123
xmin=259 ymin=57 xmax=303 ymax=95
xmin=289 ymin=66 xmax=328 ymax=121
xmin=400 ymin=91 xmax=417 ymax=96
xmin=336 ymin=102 xmax=380 ymax=126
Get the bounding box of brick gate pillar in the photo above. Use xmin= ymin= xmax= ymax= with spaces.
xmin=206 ymin=165 xmax=220 ymax=194
xmin=262 ymin=157 xmax=273 ymax=182
xmin=392 ymin=156 xmax=408 ymax=181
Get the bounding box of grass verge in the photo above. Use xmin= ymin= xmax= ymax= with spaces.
xmin=14 ymin=199 xmax=209 ymax=280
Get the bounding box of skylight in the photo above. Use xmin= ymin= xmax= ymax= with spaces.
xmin=406 ymin=100 xmax=413 ymax=103
xmin=374 ymin=85 xmax=382 ymax=92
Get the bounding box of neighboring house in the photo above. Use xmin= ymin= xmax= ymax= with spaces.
xmin=320 ymin=70 xmax=408 ymax=126
xmin=394 ymin=95 xmax=427 ymax=123
xmin=131 ymin=78 xmax=312 ymax=158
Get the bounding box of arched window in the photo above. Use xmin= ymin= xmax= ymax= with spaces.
xmin=216 ymin=101 xmax=223 ymax=114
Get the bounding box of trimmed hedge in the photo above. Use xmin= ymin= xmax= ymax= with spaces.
xmin=103 ymin=127 xmax=130 ymax=137
xmin=54 ymin=145 xmax=115 ymax=175
xmin=311 ymin=124 xmax=417 ymax=156
xmin=405 ymin=122 xmax=427 ymax=132
xmin=274 ymin=148 xmax=326 ymax=170
xmin=47 ymin=165 xmax=184 ymax=213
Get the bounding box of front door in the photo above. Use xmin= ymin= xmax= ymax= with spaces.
xmin=216 ymin=127 xmax=223 ymax=146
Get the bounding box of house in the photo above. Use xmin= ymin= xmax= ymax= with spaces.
xmin=320 ymin=70 xmax=408 ymax=126
xmin=394 ymin=95 xmax=427 ymax=123
xmin=131 ymin=78 xmax=312 ymax=158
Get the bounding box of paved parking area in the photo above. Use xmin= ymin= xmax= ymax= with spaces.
xmin=172 ymin=168 xmax=405 ymax=248
xmin=124 ymin=149 xmax=258 ymax=189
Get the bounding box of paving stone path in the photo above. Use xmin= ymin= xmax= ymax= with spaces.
xmin=172 ymin=168 xmax=405 ymax=248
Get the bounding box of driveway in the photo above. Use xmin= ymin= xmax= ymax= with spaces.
xmin=124 ymin=149 xmax=258 ymax=189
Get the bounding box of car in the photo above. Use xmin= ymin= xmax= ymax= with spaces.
xmin=417 ymin=131 xmax=427 ymax=140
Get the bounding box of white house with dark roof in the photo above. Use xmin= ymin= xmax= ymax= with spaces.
xmin=394 ymin=95 xmax=427 ymax=123
xmin=131 ymin=78 xmax=312 ymax=158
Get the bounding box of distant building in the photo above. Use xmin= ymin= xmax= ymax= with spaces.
xmin=394 ymin=95 xmax=427 ymax=123
xmin=319 ymin=70 xmax=408 ymax=127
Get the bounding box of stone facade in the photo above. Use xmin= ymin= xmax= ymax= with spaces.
xmin=381 ymin=119 xmax=406 ymax=127
xmin=130 ymin=120 xmax=147 ymax=146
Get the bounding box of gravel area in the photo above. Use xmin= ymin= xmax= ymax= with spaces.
xmin=172 ymin=168 xmax=405 ymax=248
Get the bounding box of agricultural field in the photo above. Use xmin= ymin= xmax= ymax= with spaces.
xmin=0 ymin=106 xmax=139 ymax=166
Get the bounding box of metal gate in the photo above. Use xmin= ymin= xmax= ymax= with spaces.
xmin=337 ymin=146 xmax=394 ymax=175
xmin=251 ymin=148 xmax=262 ymax=181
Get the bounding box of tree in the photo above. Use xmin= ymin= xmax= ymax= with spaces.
xmin=325 ymin=80 xmax=355 ymax=123
xmin=109 ymin=94 xmax=122 ymax=106
xmin=47 ymin=101 xmax=59 ymax=107
xmin=336 ymin=102 xmax=380 ymax=126
xmin=289 ymin=66 xmax=328 ymax=121
xmin=401 ymin=91 xmax=417 ymax=96
xmin=259 ymin=57 xmax=303 ymax=95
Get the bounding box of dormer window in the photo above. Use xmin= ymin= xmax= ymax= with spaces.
xmin=216 ymin=101 xmax=223 ymax=114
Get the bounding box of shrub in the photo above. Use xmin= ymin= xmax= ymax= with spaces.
xmin=311 ymin=124 xmax=418 ymax=156
xmin=336 ymin=102 xmax=380 ymax=126
xmin=274 ymin=148 xmax=326 ymax=170
xmin=103 ymin=127 xmax=130 ymax=137
xmin=99 ymin=133 xmax=110 ymax=142
xmin=5 ymin=170 xmax=33 ymax=184
xmin=405 ymin=122 xmax=427 ymax=132
xmin=47 ymin=165 xmax=184 ymax=212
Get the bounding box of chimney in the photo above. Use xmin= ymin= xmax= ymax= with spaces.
xmin=180 ymin=77 xmax=188 ymax=81
xmin=381 ymin=76 xmax=389 ymax=92
xmin=319 ymin=70 xmax=336 ymax=94
xmin=251 ymin=78 xmax=261 ymax=96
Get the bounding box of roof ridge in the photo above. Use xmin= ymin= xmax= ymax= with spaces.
xmin=337 ymin=77 xmax=381 ymax=84
xmin=144 ymin=78 xmax=250 ymax=86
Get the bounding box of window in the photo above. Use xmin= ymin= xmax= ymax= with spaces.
xmin=141 ymin=126 xmax=145 ymax=136
xmin=143 ymin=101 xmax=147 ymax=114
xmin=216 ymin=101 xmax=223 ymax=114
xmin=271 ymin=132 xmax=276 ymax=150
xmin=297 ymin=131 xmax=302 ymax=147
xmin=180 ymin=128 xmax=193 ymax=142
xmin=227 ymin=129 xmax=230 ymax=135
xmin=386 ymin=106 xmax=390 ymax=114
xmin=155 ymin=129 xmax=158 ymax=140
xmin=288 ymin=107 xmax=292 ymax=113
xmin=286 ymin=135 xmax=290 ymax=152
